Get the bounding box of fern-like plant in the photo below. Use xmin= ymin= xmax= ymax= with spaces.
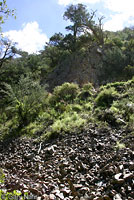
xmin=1 ymin=75 xmax=48 ymax=128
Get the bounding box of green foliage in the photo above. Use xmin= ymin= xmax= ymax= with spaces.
xmin=105 ymin=37 xmax=123 ymax=48
xmin=0 ymin=0 xmax=15 ymax=29
xmin=41 ymin=111 xmax=87 ymax=141
xmin=123 ymin=65 xmax=134 ymax=79
xmin=71 ymin=104 xmax=82 ymax=112
xmin=82 ymin=82 xmax=94 ymax=90
xmin=44 ymin=46 xmax=63 ymax=68
xmin=0 ymin=169 xmax=5 ymax=184
xmin=124 ymin=39 xmax=134 ymax=66
xmin=0 ymin=190 xmax=23 ymax=200
xmin=0 ymin=120 xmax=13 ymax=141
xmin=0 ymin=169 xmax=23 ymax=200
xmin=102 ymin=46 xmax=125 ymax=81
xmin=94 ymin=78 xmax=134 ymax=128
xmin=63 ymin=4 xmax=104 ymax=51
xmin=21 ymin=122 xmax=44 ymax=137
xmin=49 ymin=32 xmax=64 ymax=47
xmin=1 ymin=75 xmax=48 ymax=128
xmin=63 ymin=4 xmax=90 ymax=37
xmin=77 ymin=83 xmax=94 ymax=102
xmin=48 ymin=112 xmax=86 ymax=136
xmin=1 ymin=3 xmax=134 ymax=142
xmin=101 ymin=81 xmax=127 ymax=93
xmin=115 ymin=141 xmax=125 ymax=150
xmin=95 ymin=87 xmax=118 ymax=108
xmin=51 ymin=82 xmax=79 ymax=104
xmin=111 ymin=99 xmax=134 ymax=123
xmin=84 ymin=102 xmax=93 ymax=111
xmin=96 ymin=108 xmax=117 ymax=126
xmin=0 ymin=112 xmax=7 ymax=124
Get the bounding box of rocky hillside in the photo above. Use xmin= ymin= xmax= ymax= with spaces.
xmin=0 ymin=125 xmax=134 ymax=200
xmin=1 ymin=78 xmax=134 ymax=200
xmin=44 ymin=48 xmax=103 ymax=91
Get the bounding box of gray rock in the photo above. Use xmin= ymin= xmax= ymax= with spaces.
xmin=24 ymin=153 xmax=34 ymax=160
xmin=113 ymin=194 xmax=122 ymax=200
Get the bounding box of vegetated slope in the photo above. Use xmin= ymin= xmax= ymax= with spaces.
xmin=0 ymin=78 xmax=134 ymax=199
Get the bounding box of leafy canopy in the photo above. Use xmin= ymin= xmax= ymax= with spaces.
xmin=63 ymin=4 xmax=90 ymax=37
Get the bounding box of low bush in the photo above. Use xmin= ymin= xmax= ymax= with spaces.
xmin=52 ymin=82 xmax=79 ymax=103
xmin=95 ymin=87 xmax=118 ymax=108
xmin=77 ymin=82 xmax=95 ymax=102
xmin=83 ymin=102 xmax=93 ymax=111
xmin=96 ymin=109 xmax=117 ymax=126
xmin=1 ymin=75 xmax=48 ymax=128
xmin=44 ymin=112 xmax=86 ymax=139
xmin=71 ymin=104 xmax=82 ymax=112
xmin=101 ymin=81 xmax=126 ymax=90
xmin=0 ymin=169 xmax=5 ymax=184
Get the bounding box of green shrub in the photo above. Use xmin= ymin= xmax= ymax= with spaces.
xmin=45 ymin=112 xmax=86 ymax=139
xmin=63 ymin=103 xmax=83 ymax=113
xmin=0 ymin=189 xmax=23 ymax=200
xmin=36 ymin=112 xmax=52 ymax=123
xmin=115 ymin=141 xmax=125 ymax=150
xmin=96 ymin=109 xmax=117 ymax=126
xmin=95 ymin=87 xmax=118 ymax=108
xmin=52 ymin=82 xmax=79 ymax=103
xmin=0 ymin=113 xmax=7 ymax=125
xmin=21 ymin=122 xmax=44 ymax=137
xmin=0 ymin=169 xmax=5 ymax=184
xmin=101 ymin=81 xmax=126 ymax=93
xmin=77 ymin=82 xmax=95 ymax=102
xmin=0 ymin=169 xmax=21 ymax=200
xmin=127 ymin=114 xmax=134 ymax=131
xmin=123 ymin=65 xmax=134 ymax=79
xmin=71 ymin=104 xmax=82 ymax=112
xmin=1 ymin=75 xmax=48 ymax=128
xmin=111 ymin=99 xmax=134 ymax=123
xmin=82 ymin=82 xmax=94 ymax=91
xmin=84 ymin=102 xmax=93 ymax=111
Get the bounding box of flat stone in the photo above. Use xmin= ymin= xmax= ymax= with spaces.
xmin=49 ymin=194 xmax=56 ymax=200
xmin=56 ymin=192 xmax=64 ymax=199
xmin=42 ymin=194 xmax=49 ymax=200
xmin=73 ymin=184 xmax=83 ymax=189
xmin=37 ymin=197 xmax=42 ymax=200
xmin=113 ymin=194 xmax=122 ymax=200
xmin=129 ymin=162 xmax=134 ymax=170
xmin=24 ymin=153 xmax=34 ymax=160
xmin=123 ymin=173 xmax=133 ymax=180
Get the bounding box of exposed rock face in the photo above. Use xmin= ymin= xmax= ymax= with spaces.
xmin=45 ymin=49 xmax=103 ymax=91
xmin=0 ymin=126 xmax=134 ymax=199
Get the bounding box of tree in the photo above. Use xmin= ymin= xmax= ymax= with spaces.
xmin=63 ymin=4 xmax=104 ymax=52
xmin=0 ymin=38 xmax=17 ymax=68
xmin=63 ymin=4 xmax=90 ymax=38
xmin=48 ymin=32 xmax=64 ymax=47
xmin=43 ymin=32 xmax=70 ymax=67
xmin=0 ymin=1 xmax=16 ymax=68
xmin=0 ymin=0 xmax=15 ymax=31
xmin=102 ymin=45 xmax=125 ymax=82
xmin=1 ymin=74 xmax=48 ymax=127
xmin=124 ymin=39 xmax=134 ymax=66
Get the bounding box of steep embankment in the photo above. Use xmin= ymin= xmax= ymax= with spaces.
xmin=0 ymin=125 xmax=134 ymax=200
xmin=45 ymin=48 xmax=103 ymax=91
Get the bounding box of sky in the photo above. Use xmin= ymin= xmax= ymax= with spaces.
xmin=2 ymin=0 xmax=134 ymax=54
